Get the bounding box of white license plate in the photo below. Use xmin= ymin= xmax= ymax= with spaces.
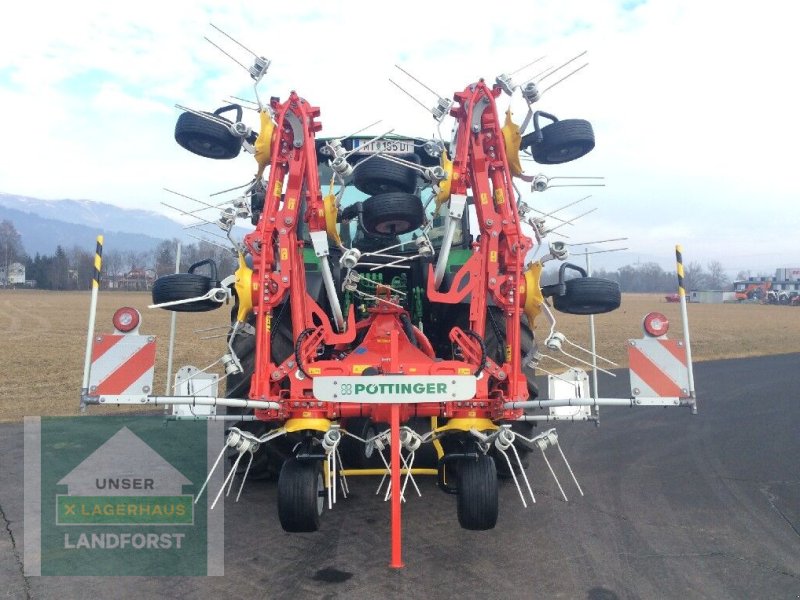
xmin=312 ymin=375 xmax=476 ymax=403
xmin=352 ymin=139 xmax=415 ymax=155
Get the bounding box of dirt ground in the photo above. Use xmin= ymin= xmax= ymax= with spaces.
xmin=1 ymin=289 xmax=798 ymax=422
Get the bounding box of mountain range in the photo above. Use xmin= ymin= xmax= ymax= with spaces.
xmin=0 ymin=192 xmax=242 ymax=256
xmin=0 ymin=191 xmax=671 ymax=272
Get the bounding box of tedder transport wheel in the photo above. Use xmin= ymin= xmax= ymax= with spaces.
xmin=277 ymin=458 xmax=325 ymax=532
xmin=352 ymin=154 xmax=419 ymax=195
xmin=523 ymin=111 xmax=595 ymax=165
xmin=174 ymin=106 xmax=244 ymax=160
xmin=553 ymin=277 xmax=621 ymax=315
xmin=151 ymin=259 xmax=224 ymax=313
xmin=361 ymin=192 xmax=425 ymax=236
xmin=151 ymin=274 xmax=220 ymax=312
xmin=457 ymin=455 xmax=499 ymax=530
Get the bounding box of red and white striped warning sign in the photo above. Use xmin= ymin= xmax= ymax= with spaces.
xmin=628 ymin=338 xmax=690 ymax=398
xmin=89 ymin=334 xmax=156 ymax=397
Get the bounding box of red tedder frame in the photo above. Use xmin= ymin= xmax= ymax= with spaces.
xmin=243 ymin=80 xmax=534 ymax=425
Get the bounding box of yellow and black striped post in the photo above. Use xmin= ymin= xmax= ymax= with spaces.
xmin=675 ymin=244 xmax=697 ymax=413
xmin=93 ymin=235 xmax=104 ymax=288
xmin=81 ymin=234 xmax=105 ymax=411
xmin=675 ymin=245 xmax=686 ymax=298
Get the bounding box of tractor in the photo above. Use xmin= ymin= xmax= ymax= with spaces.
xmin=151 ymin=57 xmax=619 ymax=533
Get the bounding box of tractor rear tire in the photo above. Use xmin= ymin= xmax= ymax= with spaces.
xmin=553 ymin=277 xmax=621 ymax=315
xmin=405 ymin=417 xmax=440 ymax=469
xmin=174 ymin=111 xmax=242 ymax=160
xmin=456 ymin=454 xmax=498 ymax=530
xmin=277 ymin=458 xmax=324 ymax=532
xmin=338 ymin=417 xmax=379 ymax=469
xmin=525 ymin=119 xmax=595 ymax=165
xmin=361 ymin=192 xmax=424 ymax=236
xmin=151 ymin=273 xmax=221 ymax=312
xmin=226 ymin=305 xmax=295 ymax=481
xmin=352 ymin=154 xmax=419 ymax=195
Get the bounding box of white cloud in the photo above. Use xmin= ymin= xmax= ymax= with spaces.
xmin=0 ymin=0 xmax=797 ymax=271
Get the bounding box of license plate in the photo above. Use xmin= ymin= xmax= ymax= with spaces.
xmin=352 ymin=138 xmax=415 ymax=155
xmin=312 ymin=375 xmax=476 ymax=403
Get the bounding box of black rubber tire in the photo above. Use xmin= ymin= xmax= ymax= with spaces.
xmin=525 ymin=119 xmax=595 ymax=165
xmin=482 ymin=308 xmax=536 ymax=478
xmin=361 ymin=192 xmax=424 ymax=236
xmin=174 ymin=111 xmax=242 ymax=160
xmin=456 ymin=455 xmax=499 ymax=530
xmin=277 ymin=458 xmax=324 ymax=532
xmin=226 ymin=305 xmax=296 ymax=481
xmin=151 ymin=273 xmax=221 ymax=312
xmin=553 ymin=277 xmax=621 ymax=315
xmin=352 ymin=154 xmax=419 ymax=195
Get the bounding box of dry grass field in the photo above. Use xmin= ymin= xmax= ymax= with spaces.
xmin=1 ymin=289 xmax=799 ymax=422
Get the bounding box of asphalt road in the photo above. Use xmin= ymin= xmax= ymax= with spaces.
xmin=2 ymin=354 xmax=798 ymax=599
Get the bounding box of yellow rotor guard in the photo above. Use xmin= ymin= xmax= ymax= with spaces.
xmin=501 ymin=109 xmax=523 ymax=177
xmin=254 ymin=110 xmax=274 ymax=179
xmin=284 ymin=418 xmax=332 ymax=433
xmin=234 ymin=252 xmax=254 ymax=323
xmin=323 ymin=177 xmax=342 ymax=246
xmin=523 ymin=261 xmax=545 ymax=326
xmin=434 ymin=418 xmax=498 ymax=433
xmin=434 ymin=150 xmax=454 ymax=212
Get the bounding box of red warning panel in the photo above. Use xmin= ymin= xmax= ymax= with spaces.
xmin=628 ymin=338 xmax=689 ymax=398
xmin=89 ymin=334 xmax=156 ymax=397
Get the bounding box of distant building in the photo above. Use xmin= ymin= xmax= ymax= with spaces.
xmin=0 ymin=262 xmax=26 ymax=285
xmin=733 ymin=267 xmax=800 ymax=302
xmin=689 ymin=290 xmax=737 ymax=303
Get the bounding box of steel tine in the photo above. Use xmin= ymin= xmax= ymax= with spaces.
xmin=567 ymin=237 xmax=628 ymax=246
xmin=537 ymin=51 xmax=588 ymax=83
xmin=510 ymin=55 xmax=547 ymax=76
xmin=235 ymin=452 xmax=254 ymax=502
xmin=204 ymin=36 xmax=251 ymax=72
xmin=541 ymin=448 xmax=568 ymax=502
xmin=394 ymin=64 xmax=442 ymax=98
xmin=210 ymin=452 xmax=241 ymax=509
xmin=540 ymin=63 xmax=589 ymax=96
xmin=510 ymin=443 xmax=536 ymax=504
xmin=400 ymin=451 xmax=422 ymax=498
xmin=500 ymin=448 xmax=528 ymax=508
xmin=336 ymin=448 xmax=349 ymax=497
xmin=195 ymin=443 xmax=228 ymax=503
xmin=389 ymin=78 xmax=432 ymax=112
xmin=556 ymin=441 xmax=584 ymax=496
xmin=210 ymin=23 xmax=259 ymax=57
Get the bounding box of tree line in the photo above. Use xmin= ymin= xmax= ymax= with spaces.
xmin=0 ymin=218 xmax=737 ymax=293
xmin=1 ymin=219 xmax=236 ymax=290
xmin=544 ymin=260 xmax=731 ymax=293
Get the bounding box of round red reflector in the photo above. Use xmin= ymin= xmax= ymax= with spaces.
xmin=112 ymin=307 xmax=140 ymax=333
xmin=643 ymin=311 xmax=669 ymax=337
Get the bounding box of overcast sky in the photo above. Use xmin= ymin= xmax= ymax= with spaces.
xmin=1 ymin=0 xmax=796 ymax=275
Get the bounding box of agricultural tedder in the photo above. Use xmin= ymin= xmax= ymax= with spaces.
xmin=80 ymin=29 xmax=697 ymax=567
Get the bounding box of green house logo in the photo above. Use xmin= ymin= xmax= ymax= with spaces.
xmin=25 ymin=417 xmax=224 ymax=576
xmin=56 ymin=427 xmax=193 ymax=527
